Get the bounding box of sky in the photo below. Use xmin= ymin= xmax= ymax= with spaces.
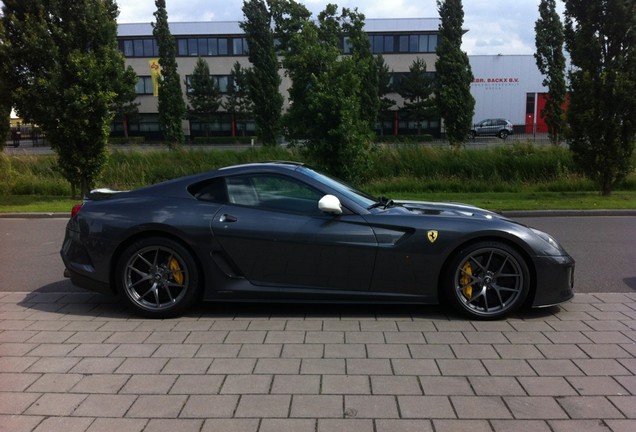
xmin=114 ymin=0 xmax=565 ymax=56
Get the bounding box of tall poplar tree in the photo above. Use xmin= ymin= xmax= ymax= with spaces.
xmin=153 ymin=0 xmax=186 ymax=149
xmin=564 ymin=0 xmax=636 ymax=196
xmin=240 ymin=0 xmax=283 ymax=146
xmin=435 ymin=0 xmax=474 ymax=147
xmin=0 ymin=19 xmax=11 ymax=150
xmin=535 ymin=0 xmax=566 ymax=145
xmin=1 ymin=0 xmax=135 ymax=196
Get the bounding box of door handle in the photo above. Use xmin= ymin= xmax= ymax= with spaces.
xmin=219 ymin=214 xmax=238 ymax=223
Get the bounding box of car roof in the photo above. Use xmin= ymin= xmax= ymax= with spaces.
xmin=218 ymin=161 xmax=305 ymax=172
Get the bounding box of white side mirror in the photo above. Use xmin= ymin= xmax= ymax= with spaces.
xmin=318 ymin=194 xmax=343 ymax=215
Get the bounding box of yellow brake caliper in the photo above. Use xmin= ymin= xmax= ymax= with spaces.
xmin=460 ymin=261 xmax=473 ymax=299
xmin=168 ymin=257 xmax=184 ymax=285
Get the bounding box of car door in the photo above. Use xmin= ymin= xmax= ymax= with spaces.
xmin=210 ymin=173 xmax=378 ymax=291
xmin=475 ymin=120 xmax=488 ymax=136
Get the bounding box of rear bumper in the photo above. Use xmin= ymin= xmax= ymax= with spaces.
xmin=531 ymin=254 xmax=575 ymax=307
xmin=60 ymin=227 xmax=115 ymax=296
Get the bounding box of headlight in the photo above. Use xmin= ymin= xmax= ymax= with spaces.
xmin=530 ymin=228 xmax=566 ymax=255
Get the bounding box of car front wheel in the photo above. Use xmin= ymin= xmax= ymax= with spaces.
xmin=445 ymin=241 xmax=530 ymax=320
xmin=116 ymin=237 xmax=200 ymax=318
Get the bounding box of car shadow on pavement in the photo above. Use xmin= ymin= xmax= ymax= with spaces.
xmin=17 ymin=285 xmax=562 ymax=321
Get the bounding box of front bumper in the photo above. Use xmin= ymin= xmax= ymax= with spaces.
xmin=531 ymin=254 xmax=575 ymax=307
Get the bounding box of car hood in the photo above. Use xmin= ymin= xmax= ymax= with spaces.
xmin=395 ymin=200 xmax=505 ymax=220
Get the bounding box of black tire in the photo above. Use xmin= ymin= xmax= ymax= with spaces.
xmin=116 ymin=237 xmax=201 ymax=318
xmin=469 ymin=130 xmax=477 ymax=140
xmin=498 ymin=130 xmax=509 ymax=139
xmin=444 ymin=241 xmax=530 ymax=320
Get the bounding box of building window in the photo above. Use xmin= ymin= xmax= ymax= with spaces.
xmin=178 ymin=39 xmax=188 ymax=56
xmin=135 ymin=76 xmax=154 ymax=95
xmin=384 ymin=36 xmax=395 ymax=53
xmin=398 ymin=35 xmax=408 ymax=53
xmin=119 ymin=38 xmax=159 ymax=57
xmin=218 ymin=38 xmax=229 ymax=55
xmin=188 ymin=38 xmax=199 ymax=56
xmin=185 ymin=75 xmax=233 ymax=94
xmin=207 ymin=38 xmax=218 ymax=55
xmin=175 ymin=37 xmax=231 ymax=56
xmin=389 ymin=71 xmax=436 ymax=92
xmin=340 ymin=33 xmax=438 ymax=55
xmin=128 ymin=114 xmax=160 ymax=132
xmin=232 ymin=38 xmax=248 ymax=55
xmin=343 ymin=36 xmax=352 ymax=54
xmin=215 ymin=76 xmax=230 ymax=93
xmin=372 ymin=35 xmax=384 ymax=53
xmin=123 ymin=40 xmax=134 ymax=57
xmin=428 ymin=34 xmax=438 ymax=51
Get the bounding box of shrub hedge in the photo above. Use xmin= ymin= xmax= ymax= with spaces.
xmin=1 ymin=143 xmax=634 ymax=197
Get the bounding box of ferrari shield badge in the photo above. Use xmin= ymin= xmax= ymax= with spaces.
xmin=427 ymin=230 xmax=438 ymax=243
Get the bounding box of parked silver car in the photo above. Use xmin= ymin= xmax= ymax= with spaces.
xmin=470 ymin=118 xmax=514 ymax=139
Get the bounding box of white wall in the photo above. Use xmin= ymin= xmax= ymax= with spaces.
xmin=469 ymin=55 xmax=546 ymax=126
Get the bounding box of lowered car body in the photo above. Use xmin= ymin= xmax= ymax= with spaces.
xmin=61 ymin=162 xmax=574 ymax=319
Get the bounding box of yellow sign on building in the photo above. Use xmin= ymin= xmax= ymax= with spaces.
xmin=148 ymin=58 xmax=161 ymax=97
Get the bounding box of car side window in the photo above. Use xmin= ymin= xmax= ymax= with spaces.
xmin=226 ymin=174 xmax=324 ymax=214
xmin=190 ymin=178 xmax=229 ymax=203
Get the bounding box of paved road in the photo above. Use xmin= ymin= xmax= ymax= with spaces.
xmin=1 ymin=216 xmax=635 ymax=432
xmin=0 ymin=215 xmax=634 ymax=294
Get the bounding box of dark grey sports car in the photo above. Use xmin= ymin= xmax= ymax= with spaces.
xmin=61 ymin=162 xmax=574 ymax=319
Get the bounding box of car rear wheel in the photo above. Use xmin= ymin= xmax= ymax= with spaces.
xmin=445 ymin=241 xmax=529 ymax=320
xmin=498 ymin=130 xmax=509 ymax=139
xmin=116 ymin=237 xmax=200 ymax=318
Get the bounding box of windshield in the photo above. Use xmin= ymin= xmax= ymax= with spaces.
xmin=298 ymin=166 xmax=377 ymax=209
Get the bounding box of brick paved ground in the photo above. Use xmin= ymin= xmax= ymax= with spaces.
xmin=0 ymin=291 xmax=635 ymax=432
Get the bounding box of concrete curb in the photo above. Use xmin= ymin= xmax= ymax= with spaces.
xmin=500 ymin=209 xmax=636 ymax=217
xmin=0 ymin=212 xmax=69 ymax=219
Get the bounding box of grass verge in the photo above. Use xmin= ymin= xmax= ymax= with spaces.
xmin=2 ymin=190 xmax=635 ymax=214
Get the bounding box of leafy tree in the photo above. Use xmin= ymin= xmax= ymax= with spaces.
xmin=535 ymin=0 xmax=567 ymax=145
xmin=343 ymin=10 xmax=380 ymax=129
xmin=240 ymin=0 xmax=283 ymax=146
xmin=224 ymin=62 xmax=254 ymax=137
xmin=376 ymin=55 xmax=395 ymax=113
xmin=187 ymin=57 xmax=221 ymax=139
xmin=564 ymin=0 xmax=636 ymax=196
xmin=398 ymin=58 xmax=436 ymax=135
xmin=153 ymin=0 xmax=186 ymax=149
xmin=273 ymin=3 xmax=374 ymax=181
xmin=435 ymin=0 xmax=475 ymax=147
xmin=112 ymin=65 xmax=140 ymax=140
xmin=376 ymin=54 xmax=395 ymax=136
xmin=1 ymin=0 xmax=135 ymax=196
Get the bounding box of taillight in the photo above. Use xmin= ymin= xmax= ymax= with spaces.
xmin=71 ymin=204 xmax=83 ymax=218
